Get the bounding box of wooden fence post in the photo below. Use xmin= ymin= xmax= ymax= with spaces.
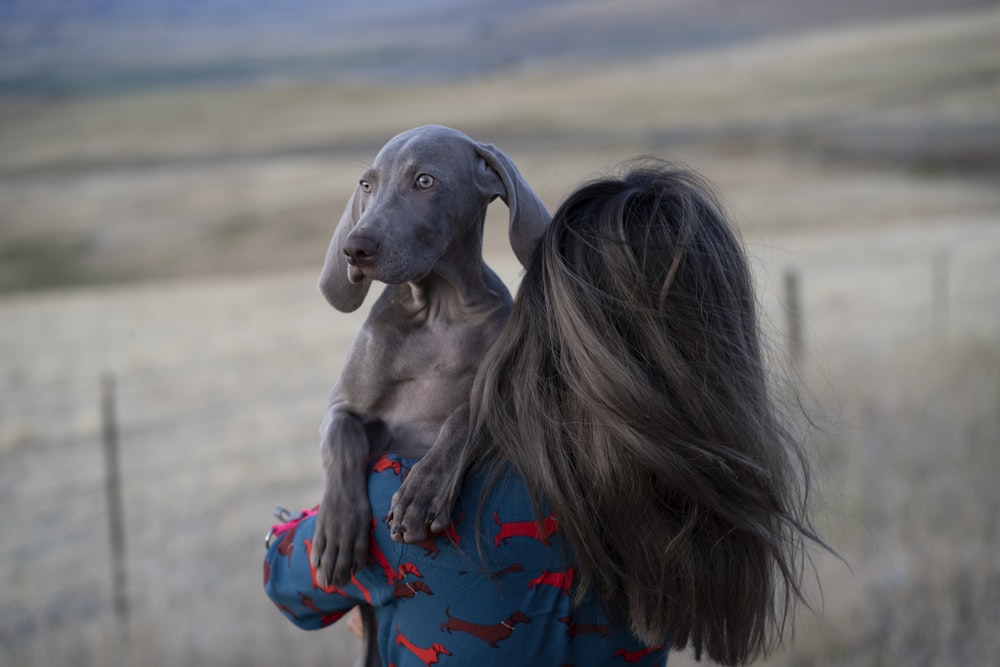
xmin=101 ymin=373 xmax=129 ymax=629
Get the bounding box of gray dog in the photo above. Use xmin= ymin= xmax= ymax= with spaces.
xmin=311 ymin=125 xmax=549 ymax=594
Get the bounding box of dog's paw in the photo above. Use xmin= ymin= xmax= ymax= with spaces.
xmin=387 ymin=461 xmax=458 ymax=544
xmin=311 ymin=489 xmax=371 ymax=589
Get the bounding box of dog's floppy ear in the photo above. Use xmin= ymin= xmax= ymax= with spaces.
xmin=473 ymin=142 xmax=550 ymax=268
xmin=318 ymin=187 xmax=373 ymax=312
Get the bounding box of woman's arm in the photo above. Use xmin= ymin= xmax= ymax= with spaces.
xmin=264 ymin=507 xmax=366 ymax=630
xmin=264 ymin=454 xmax=422 ymax=630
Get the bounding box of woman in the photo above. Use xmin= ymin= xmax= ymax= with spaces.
xmin=265 ymin=162 xmax=821 ymax=666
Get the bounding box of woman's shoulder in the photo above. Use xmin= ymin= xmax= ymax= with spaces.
xmin=368 ymin=454 xmax=564 ymax=572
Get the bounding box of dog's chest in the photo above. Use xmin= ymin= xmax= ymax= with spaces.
xmin=381 ymin=314 xmax=484 ymax=378
xmin=366 ymin=289 xmax=497 ymax=371
xmin=342 ymin=303 xmax=492 ymax=409
xmin=345 ymin=314 xmax=484 ymax=453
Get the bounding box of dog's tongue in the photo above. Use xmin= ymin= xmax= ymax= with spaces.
xmin=347 ymin=264 xmax=366 ymax=284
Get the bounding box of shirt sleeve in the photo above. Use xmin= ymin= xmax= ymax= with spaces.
xmin=262 ymin=506 xmax=364 ymax=630
xmin=262 ymin=455 xmax=417 ymax=631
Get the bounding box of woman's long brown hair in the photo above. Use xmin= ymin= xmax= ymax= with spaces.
xmin=460 ymin=161 xmax=822 ymax=664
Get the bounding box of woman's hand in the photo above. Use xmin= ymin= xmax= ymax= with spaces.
xmin=346 ymin=606 xmax=364 ymax=639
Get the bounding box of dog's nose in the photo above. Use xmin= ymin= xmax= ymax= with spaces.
xmin=343 ymin=235 xmax=379 ymax=266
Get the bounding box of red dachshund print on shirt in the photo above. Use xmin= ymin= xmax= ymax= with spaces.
xmin=367 ymin=518 xmax=423 ymax=584
xmin=413 ymin=512 xmax=463 ymax=557
xmin=528 ymin=567 xmax=576 ymax=595
xmin=298 ymin=592 xmax=347 ymax=627
xmin=393 ymin=579 xmax=433 ymax=599
xmin=277 ymin=522 xmax=297 ymax=564
xmin=493 ymin=511 xmax=558 ymax=546
xmin=440 ymin=607 xmax=532 ymax=648
xmin=395 ymin=628 xmax=452 ymax=666
xmin=373 ymin=454 xmax=405 ymax=476
xmin=558 ymin=615 xmax=611 ymax=639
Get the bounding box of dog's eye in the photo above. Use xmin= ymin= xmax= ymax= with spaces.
xmin=359 ymin=180 xmax=372 ymax=193
xmin=415 ymin=174 xmax=435 ymax=190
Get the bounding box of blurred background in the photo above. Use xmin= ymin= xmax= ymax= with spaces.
xmin=1 ymin=1 xmax=998 ymax=665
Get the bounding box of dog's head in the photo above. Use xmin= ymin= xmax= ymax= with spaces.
xmin=318 ymin=125 xmax=550 ymax=312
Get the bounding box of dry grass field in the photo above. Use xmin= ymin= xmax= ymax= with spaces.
xmin=1 ymin=5 xmax=999 ymax=666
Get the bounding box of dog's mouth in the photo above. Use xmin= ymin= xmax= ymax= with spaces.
xmin=345 ymin=253 xmax=437 ymax=286
xmin=347 ymin=263 xmax=367 ymax=284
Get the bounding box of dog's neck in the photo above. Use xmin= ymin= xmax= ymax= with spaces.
xmin=403 ymin=259 xmax=503 ymax=320
xmin=401 ymin=221 xmax=506 ymax=319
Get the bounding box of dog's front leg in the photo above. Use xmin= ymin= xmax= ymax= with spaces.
xmin=312 ymin=408 xmax=372 ymax=588
xmin=387 ymin=403 xmax=470 ymax=543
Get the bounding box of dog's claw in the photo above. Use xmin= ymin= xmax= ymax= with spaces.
xmin=429 ymin=515 xmax=451 ymax=535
